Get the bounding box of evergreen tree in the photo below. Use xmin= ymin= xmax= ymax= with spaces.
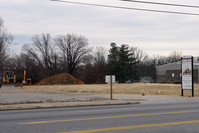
xmin=107 ymin=43 xmax=119 ymax=75
xmin=107 ymin=43 xmax=139 ymax=83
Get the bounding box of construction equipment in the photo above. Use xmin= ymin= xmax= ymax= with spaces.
xmin=1 ymin=70 xmax=31 ymax=89
xmin=22 ymin=70 xmax=31 ymax=85
xmin=3 ymin=71 xmax=16 ymax=83
xmin=27 ymin=78 xmax=32 ymax=85
xmin=22 ymin=70 xmax=26 ymax=85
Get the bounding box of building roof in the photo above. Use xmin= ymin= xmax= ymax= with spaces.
xmin=156 ymin=61 xmax=199 ymax=75
xmin=156 ymin=61 xmax=199 ymax=68
xmin=156 ymin=61 xmax=181 ymax=68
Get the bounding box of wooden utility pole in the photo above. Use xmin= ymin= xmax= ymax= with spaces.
xmin=110 ymin=75 xmax=113 ymax=100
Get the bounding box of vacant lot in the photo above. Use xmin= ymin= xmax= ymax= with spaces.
xmin=23 ymin=83 xmax=199 ymax=97
xmin=1 ymin=83 xmax=199 ymax=107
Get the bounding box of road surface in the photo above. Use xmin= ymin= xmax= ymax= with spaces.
xmin=1 ymin=102 xmax=199 ymax=133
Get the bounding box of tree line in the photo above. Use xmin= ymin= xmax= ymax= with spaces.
xmin=0 ymin=17 xmax=183 ymax=84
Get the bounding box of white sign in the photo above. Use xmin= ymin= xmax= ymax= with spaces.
xmin=182 ymin=58 xmax=192 ymax=90
xmin=105 ymin=75 xmax=115 ymax=83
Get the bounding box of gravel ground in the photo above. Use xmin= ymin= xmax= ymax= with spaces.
xmin=0 ymin=88 xmax=111 ymax=104
xmin=1 ymin=87 xmax=199 ymax=105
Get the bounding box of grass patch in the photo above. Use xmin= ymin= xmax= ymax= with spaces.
xmin=23 ymin=83 xmax=199 ymax=97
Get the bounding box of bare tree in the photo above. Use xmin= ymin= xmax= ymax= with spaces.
xmin=148 ymin=51 xmax=182 ymax=67
xmin=0 ymin=17 xmax=13 ymax=76
xmin=166 ymin=51 xmax=182 ymax=63
xmin=130 ymin=47 xmax=148 ymax=63
xmin=93 ymin=47 xmax=107 ymax=83
xmin=129 ymin=47 xmax=149 ymax=79
xmin=94 ymin=47 xmax=106 ymax=64
xmin=55 ymin=34 xmax=91 ymax=75
xmin=130 ymin=47 xmax=148 ymax=67
xmin=152 ymin=55 xmax=166 ymax=66
xmin=76 ymin=47 xmax=107 ymax=84
xmin=22 ymin=33 xmax=59 ymax=76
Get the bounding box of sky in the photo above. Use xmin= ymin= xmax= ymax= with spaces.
xmin=0 ymin=0 xmax=199 ymax=56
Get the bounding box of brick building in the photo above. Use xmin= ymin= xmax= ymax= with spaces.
xmin=156 ymin=61 xmax=199 ymax=84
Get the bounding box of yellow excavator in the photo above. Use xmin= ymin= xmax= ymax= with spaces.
xmin=1 ymin=71 xmax=31 ymax=89
xmin=3 ymin=71 xmax=16 ymax=83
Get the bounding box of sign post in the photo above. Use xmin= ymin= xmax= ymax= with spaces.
xmin=110 ymin=75 xmax=112 ymax=100
xmin=181 ymin=56 xmax=194 ymax=97
xmin=105 ymin=75 xmax=115 ymax=100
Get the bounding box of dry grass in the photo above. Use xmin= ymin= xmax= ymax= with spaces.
xmin=23 ymin=83 xmax=199 ymax=97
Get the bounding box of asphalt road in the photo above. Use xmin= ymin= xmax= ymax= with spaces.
xmin=1 ymin=102 xmax=199 ymax=133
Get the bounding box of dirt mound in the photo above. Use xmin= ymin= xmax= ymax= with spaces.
xmin=76 ymin=79 xmax=84 ymax=84
xmin=36 ymin=73 xmax=84 ymax=85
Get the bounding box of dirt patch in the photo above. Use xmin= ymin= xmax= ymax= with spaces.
xmin=0 ymin=88 xmax=110 ymax=104
xmin=36 ymin=73 xmax=84 ymax=85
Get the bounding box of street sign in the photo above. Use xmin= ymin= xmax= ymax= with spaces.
xmin=181 ymin=56 xmax=194 ymax=96
xmin=182 ymin=58 xmax=193 ymax=90
xmin=105 ymin=75 xmax=115 ymax=83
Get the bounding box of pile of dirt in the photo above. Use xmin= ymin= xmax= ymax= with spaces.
xmin=36 ymin=73 xmax=84 ymax=85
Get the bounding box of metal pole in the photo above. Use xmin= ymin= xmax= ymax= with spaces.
xmin=192 ymin=56 xmax=194 ymax=97
xmin=110 ymin=75 xmax=113 ymax=100
xmin=181 ymin=57 xmax=183 ymax=96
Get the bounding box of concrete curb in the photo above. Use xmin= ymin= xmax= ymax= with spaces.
xmin=0 ymin=100 xmax=140 ymax=111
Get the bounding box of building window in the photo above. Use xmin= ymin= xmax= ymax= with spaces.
xmin=172 ymin=73 xmax=175 ymax=78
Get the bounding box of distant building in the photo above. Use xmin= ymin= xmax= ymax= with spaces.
xmin=156 ymin=61 xmax=199 ymax=84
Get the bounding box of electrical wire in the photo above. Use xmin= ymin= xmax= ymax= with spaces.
xmin=121 ymin=0 xmax=199 ymax=9
xmin=50 ymin=0 xmax=199 ymax=16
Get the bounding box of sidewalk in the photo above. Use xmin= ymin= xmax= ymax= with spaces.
xmin=0 ymin=100 xmax=139 ymax=111
xmin=1 ymin=94 xmax=199 ymax=111
xmin=132 ymin=95 xmax=199 ymax=104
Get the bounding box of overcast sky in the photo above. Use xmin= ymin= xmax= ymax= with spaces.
xmin=1 ymin=0 xmax=199 ymax=56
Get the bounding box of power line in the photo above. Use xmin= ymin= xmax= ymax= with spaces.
xmin=50 ymin=0 xmax=199 ymax=16
xmin=121 ymin=0 xmax=199 ymax=9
